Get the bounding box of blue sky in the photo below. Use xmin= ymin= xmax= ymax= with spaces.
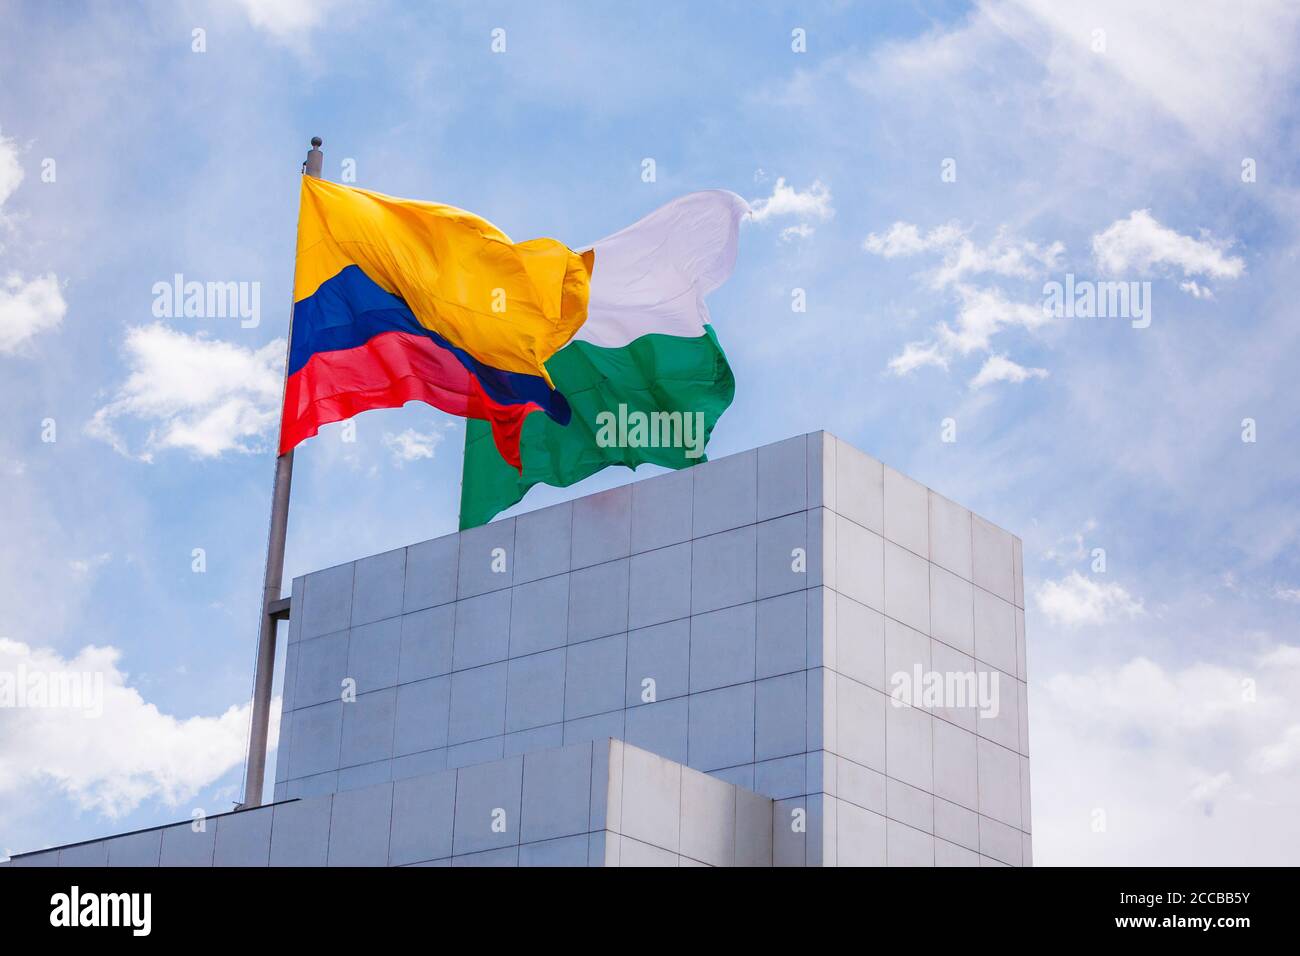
xmin=1 ymin=0 xmax=1298 ymax=864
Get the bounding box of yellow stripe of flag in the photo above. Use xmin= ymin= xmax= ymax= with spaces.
xmin=294 ymin=176 xmax=593 ymax=388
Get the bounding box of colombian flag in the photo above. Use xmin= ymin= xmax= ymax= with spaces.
xmin=281 ymin=177 xmax=593 ymax=466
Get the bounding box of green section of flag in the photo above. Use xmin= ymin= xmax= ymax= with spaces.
xmin=459 ymin=326 xmax=734 ymax=529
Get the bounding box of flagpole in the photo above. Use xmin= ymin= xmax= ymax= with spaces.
xmin=242 ymin=136 xmax=324 ymax=808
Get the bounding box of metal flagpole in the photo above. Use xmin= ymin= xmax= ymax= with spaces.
xmin=242 ymin=136 xmax=324 ymax=808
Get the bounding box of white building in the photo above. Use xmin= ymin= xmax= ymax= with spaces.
xmin=6 ymin=432 xmax=1030 ymax=867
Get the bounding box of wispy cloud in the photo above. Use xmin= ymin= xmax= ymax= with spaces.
xmin=1092 ymin=209 xmax=1244 ymax=288
xmin=233 ymin=0 xmax=341 ymax=41
xmin=68 ymin=553 xmax=112 ymax=575
xmin=1255 ymin=724 xmax=1300 ymax=773
xmin=1044 ymin=518 xmax=1098 ymax=565
xmin=868 ymin=221 xmax=1061 ymax=380
xmin=969 ymin=354 xmax=1047 ymax=389
xmin=1036 ymin=570 xmax=1144 ymax=627
xmin=0 ymin=132 xmax=65 ymax=353
xmin=863 ymin=221 xmax=965 ymax=259
xmin=383 ymin=426 xmax=448 ymax=465
xmin=749 ymin=177 xmax=833 ymax=238
xmin=863 ymin=0 xmax=1300 ymax=154
xmin=0 ymin=273 xmax=65 ymax=354
xmin=0 ymin=127 xmax=23 ymax=226
xmin=888 ymin=340 xmax=949 ymax=375
xmin=865 ymin=221 xmax=1063 ymax=289
xmin=938 ymin=284 xmax=1052 ymax=355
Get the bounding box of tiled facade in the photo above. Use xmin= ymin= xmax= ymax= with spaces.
xmin=806 ymin=434 xmax=1031 ymax=866
xmin=7 ymin=431 xmax=1030 ymax=867
xmin=273 ymin=430 xmax=1030 ymax=866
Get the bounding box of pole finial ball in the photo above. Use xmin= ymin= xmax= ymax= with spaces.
xmin=310 ymin=136 xmax=323 ymax=148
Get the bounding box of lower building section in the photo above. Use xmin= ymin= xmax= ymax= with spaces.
xmin=7 ymin=740 xmax=775 ymax=868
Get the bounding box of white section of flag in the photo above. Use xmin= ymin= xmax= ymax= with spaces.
xmin=574 ymin=190 xmax=749 ymax=350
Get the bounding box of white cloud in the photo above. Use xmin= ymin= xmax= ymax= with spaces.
xmin=383 ymin=426 xmax=446 ymax=464
xmin=1273 ymin=586 xmax=1300 ymax=604
xmin=0 ymin=273 xmax=65 ymax=353
xmin=862 ymin=0 xmax=1300 ymax=155
xmin=863 ymin=221 xmax=963 ymax=258
xmin=87 ymin=324 xmax=284 ymax=460
xmin=0 ymin=135 xmax=64 ymax=356
xmin=1180 ymin=279 xmax=1213 ymax=299
xmin=749 ymin=177 xmax=833 ymax=225
xmin=883 ymin=283 xmax=1052 ymax=379
xmin=1032 ymin=641 xmax=1300 ymax=863
xmin=888 ymin=340 xmax=949 ymax=376
xmin=864 ymin=220 xmax=1063 ymax=289
xmin=1254 ymin=724 xmax=1300 ymax=773
xmin=1007 ymin=0 xmax=1300 ymax=151
xmin=1259 ymin=644 xmax=1300 ymax=670
xmin=68 ymin=553 xmax=112 ymax=575
xmin=933 ymin=234 xmax=1064 ymax=290
xmin=1187 ymin=771 xmax=1231 ymax=804
xmin=233 ymin=0 xmax=335 ymax=39
xmin=937 ymin=284 xmax=1052 ymax=356
xmin=779 ymin=223 xmax=815 ymax=242
xmin=1092 ymin=209 xmax=1244 ymax=281
xmin=1044 ymin=517 xmax=1097 ymax=565
xmin=0 ymin=127 xmax=22 ymax=216
xmin=969 ymin=353 xmax=1047 ymax=389
xmin=1036 ymin=570 xmax=1144 ymax=627
xmin=1044 ymin=655 xmax=1254 ymax=737
xmin=869 ymin=222 xmax=1061 ymax=380
xmin=0 ymin=638 xmax=275 ymax=821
